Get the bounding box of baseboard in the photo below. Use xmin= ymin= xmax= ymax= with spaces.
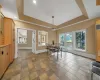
xmin=35 ymin=49 xmax=47 ymax=54
xmin=67 ymin=50 xmax=96 ymax=59
xmin=18 ymin=47 xmax=32 ymax=49
xmin=35 ymin=49 xmax=96 ymax=59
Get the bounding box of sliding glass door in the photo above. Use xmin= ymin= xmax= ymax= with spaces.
xmin=65 ymin=33 xmax=73 ymax=51
xmin=59 ymin=29 xmax=86 ymax=52
xmin=59 ymin=32 xmax=73 ymax=51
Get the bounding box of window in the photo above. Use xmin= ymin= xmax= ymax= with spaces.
xmin=38 ymin=31 xmax=48 ymax=46
xmin=74 ymin=30 xmax=86 ymax=51
xmin=66 ymin=33 xmax=72 ymax=43
xmin=59 ymin=33 xmax=65 ymax=46
xmin=18 ymin=29 xmax=27 ymax=44
xmin=65 ymin=33 xmax=73 ymax=50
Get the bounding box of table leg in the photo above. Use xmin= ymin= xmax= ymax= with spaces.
xmin=57 ymin=51 xmax=58 ymax=60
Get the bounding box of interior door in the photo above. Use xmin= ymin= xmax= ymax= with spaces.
xmin=32 ymin=31 xmax=35 ymax=53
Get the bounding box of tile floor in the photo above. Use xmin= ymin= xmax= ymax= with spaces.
xmin=1 ymin=50 xmax=100 ymax=80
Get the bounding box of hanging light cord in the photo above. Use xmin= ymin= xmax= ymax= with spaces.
xmin=52 ymin=16 xmax=54 ymax=25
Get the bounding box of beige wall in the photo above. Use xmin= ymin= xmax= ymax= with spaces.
xmin=14 ymin=21 xmax=57 ymax=50
xmin=18 ymin=30 xmax=32 ymax=48
xmin=14 ymin=18 xmax=99 ymax=55
xmin=57 ymin=18 xmax=98 ymax=55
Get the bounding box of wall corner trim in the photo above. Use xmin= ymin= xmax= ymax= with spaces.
xmin=68 ymin=50 xmax=96 ymax=59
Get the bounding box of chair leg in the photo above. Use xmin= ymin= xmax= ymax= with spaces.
xmin=91 ymin=72 xmax=93 ymax=80
xmin=61 ymin=50 xmax=62 ymax=58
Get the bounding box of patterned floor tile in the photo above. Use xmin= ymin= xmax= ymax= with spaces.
xmin=1 ymin=49 xmax=99 ymax=80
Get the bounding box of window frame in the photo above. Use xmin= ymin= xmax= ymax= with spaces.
xmin=74 ymin=29 xmax=86 ymax=52
xmin=18 ymin=29 xmax=27 ymax=44
xmin=38 ymin=31 xmax=48 ymax=46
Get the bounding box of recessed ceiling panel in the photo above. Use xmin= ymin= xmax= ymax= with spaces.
xmin=83 ymin=0 xmax=100 ymax=19
xmin=24 ymin=0 xmax=82 ymax=25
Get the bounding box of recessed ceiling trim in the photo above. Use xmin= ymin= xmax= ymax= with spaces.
xmin=15 ymin=19 xmax=52 ymax=28
xmin=56 ymin=17 xmax=97 ymax=30
xmin=75 ymin=0 xmax=88 ymax=18
xmin=16 ymin=0 xmax=56 ymax=28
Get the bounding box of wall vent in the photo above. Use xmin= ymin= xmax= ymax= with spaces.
xmin=96 ymin=25 xmax=100 ymax=30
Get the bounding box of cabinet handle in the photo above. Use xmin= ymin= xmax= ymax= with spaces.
xmin=2 ymin=51 xmax=4 ymax=55
xmin=7 ymin=53 xmax=8 ymax=55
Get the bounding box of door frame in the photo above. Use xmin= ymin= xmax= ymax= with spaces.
xmin=32 ymin=31 xmax=36 ymax=53
xmin=15 ymin=27 xmax=36 ymax=58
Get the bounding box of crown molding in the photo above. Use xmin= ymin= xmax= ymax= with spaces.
xmin=56 ymin=17 xmax=97 ymax=30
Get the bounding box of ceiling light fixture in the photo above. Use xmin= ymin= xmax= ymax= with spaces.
xmin=52 ymin=16 xmax=56 ymax=31
xmin=33 ymin=0 xmax=36 ymax=4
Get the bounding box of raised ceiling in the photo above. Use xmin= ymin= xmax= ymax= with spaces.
xmin=24 ymin=0 xmax=82 ymax=25
xmin=0 ymin=0 xmax=100 ymax=28
xmin=0 ymin=0 xmax=18 ymax=19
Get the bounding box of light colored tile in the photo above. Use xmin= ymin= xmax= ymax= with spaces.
xmin=30 ymin=72 xmax=38 ymax=80
xmin=39 ymin=73 xmax=49 ymax=80
xmin=49 ymin=74 xmax=59 ymax=80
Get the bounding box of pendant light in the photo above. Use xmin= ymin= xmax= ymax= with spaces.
xmin=52 ymin=16 xmax=56 ymax=31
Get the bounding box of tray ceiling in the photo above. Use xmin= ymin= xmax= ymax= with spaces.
xmin=24 ymin=0 xmax=82 ymax=25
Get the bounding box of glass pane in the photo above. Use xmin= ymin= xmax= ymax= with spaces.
xmin=59 ymin=34 xmax=65 ymax=46
xmin=76 ymin=31 xmax=85 ymax=50
xmin=18 ymin=29 xmax=27 ymax=44
xmin=38 ymin=31 xmax=48 ymax=46
xmin=65 ymin=33 xmax=73 ymax=50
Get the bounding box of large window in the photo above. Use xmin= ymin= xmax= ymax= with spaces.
xmin=74 ymin=30 xmax=86 ymax=51
xmin=38 ymin=31 xmax=48 ymax=46
xmin=18 ymin=29 xmax=27 ymax=44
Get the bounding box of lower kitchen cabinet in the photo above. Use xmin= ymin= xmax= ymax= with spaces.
xmin=0 ymin=45 xmax=10 ymax=78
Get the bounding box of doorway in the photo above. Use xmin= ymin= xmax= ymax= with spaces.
xmin=15 ymin=27 xmax=36 ymax=58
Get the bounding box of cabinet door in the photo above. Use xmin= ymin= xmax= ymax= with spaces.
xmin=11 ymin=22 xmax=15 ymax=62
xmin=96 ymin=30 xmax=100 ymax=61
xmin=0 ymin=48 xmax=5 ymax=78
xmin=5 ymin=46 xmax=10 ymax=68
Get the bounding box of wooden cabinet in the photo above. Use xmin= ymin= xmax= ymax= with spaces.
xmin=96 ymin=20 xmax=100 ymax=61
xmin=0 ymin=45 xmax=10 ymax=78
xmin=4 ymin=18 xmax=15 ymax=63
xmin=0 ymin=6 xmax=15 ymax=79
xmin=0 ymin=47 xmax=5 ymax=78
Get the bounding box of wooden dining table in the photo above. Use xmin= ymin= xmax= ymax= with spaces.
xmin=46 ymin=45 xmax=62 ymax=59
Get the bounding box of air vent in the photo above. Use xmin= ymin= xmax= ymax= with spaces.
xmin=96 ymin=25 xmax=100 ymax=30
